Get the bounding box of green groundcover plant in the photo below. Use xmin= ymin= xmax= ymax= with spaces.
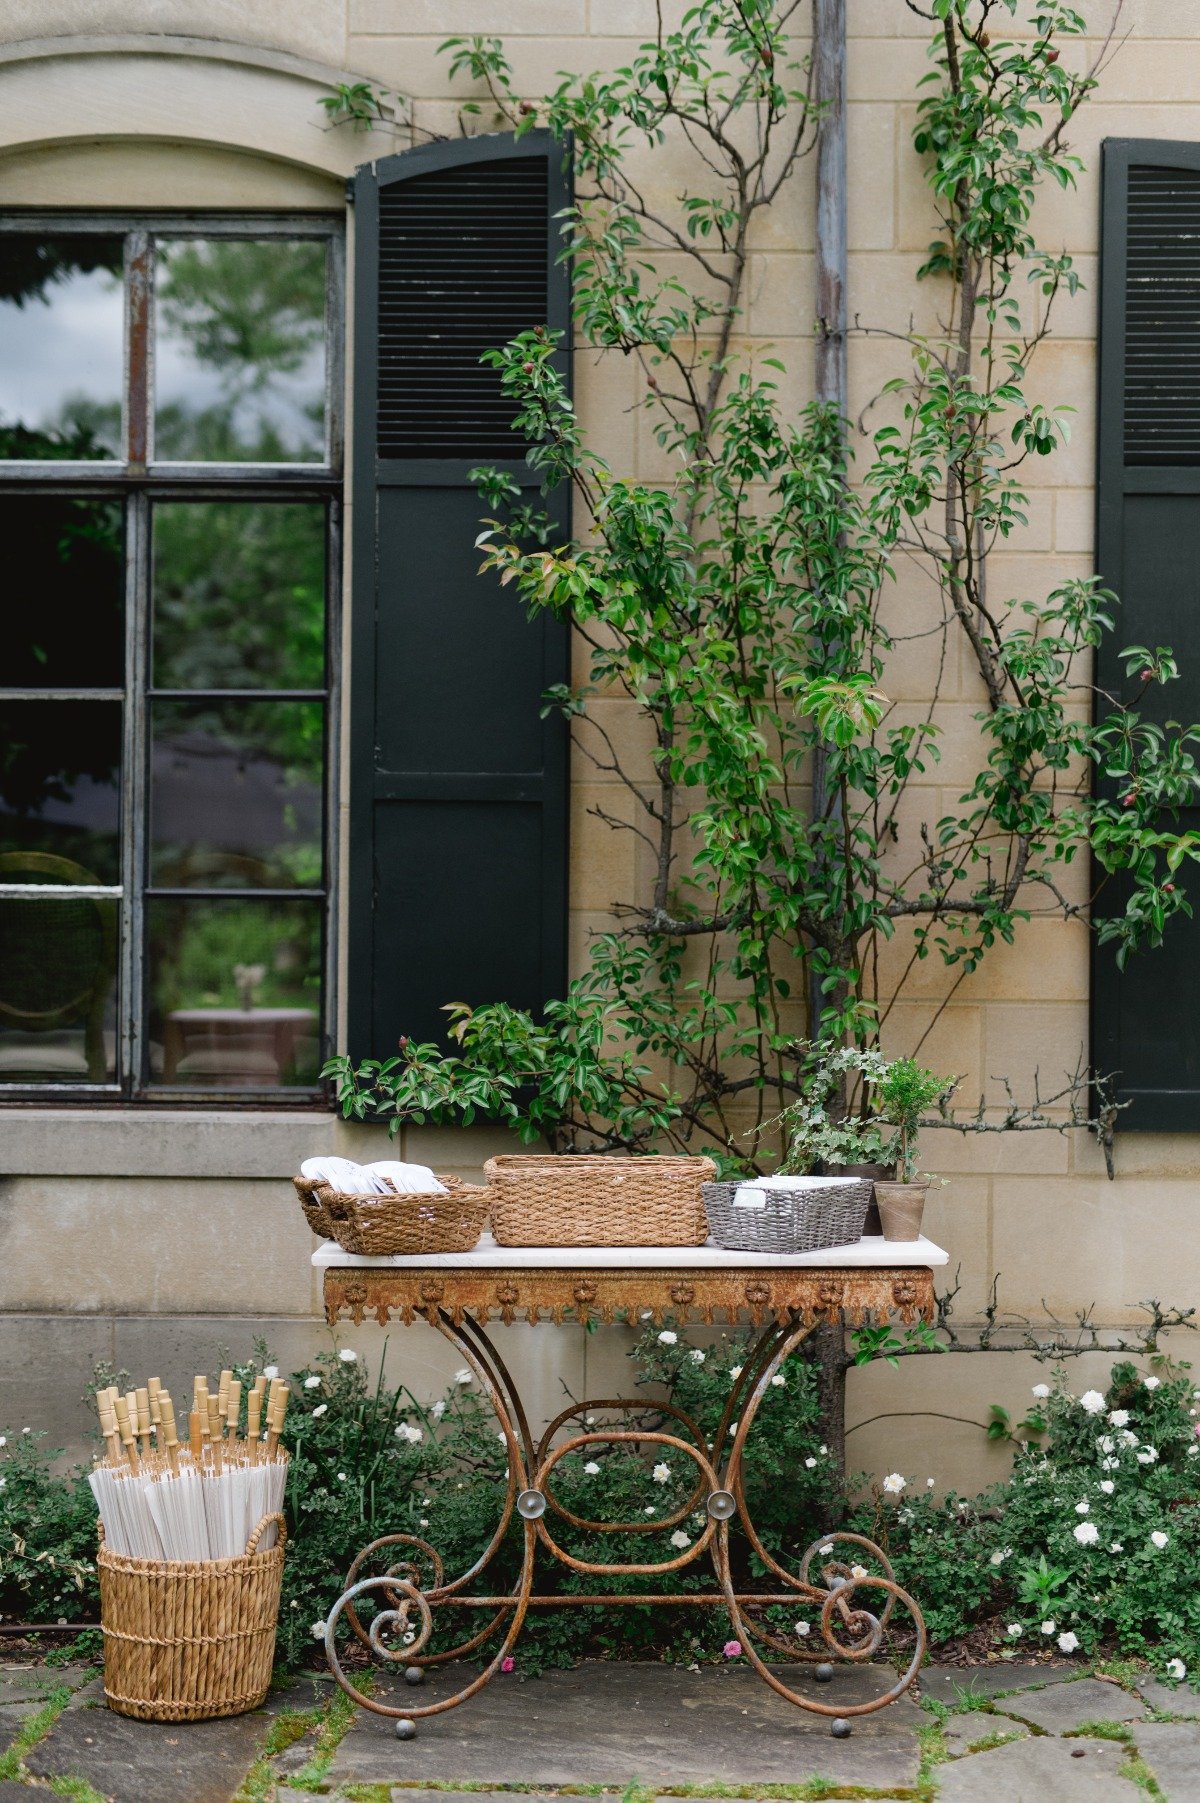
xmin=2 ymin=1339 xmax=1198 ymax=1686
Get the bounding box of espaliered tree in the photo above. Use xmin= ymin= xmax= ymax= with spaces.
xmin=328 ymin=0 xmax=1200 ymax=1177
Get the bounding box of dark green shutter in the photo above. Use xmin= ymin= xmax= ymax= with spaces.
xmin=347 ymin=131 xmax=571 ymax=1058
xmin=1094 ymin=139 xmax=1200 ymax=1128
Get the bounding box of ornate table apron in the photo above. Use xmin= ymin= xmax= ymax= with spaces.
xmin=320 ymin=1251 xmax=941 ymax=1740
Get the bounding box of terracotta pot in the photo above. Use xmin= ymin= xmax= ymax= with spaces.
xmin=827 ymin=1162 xmax=892 ymax=1236
xmin=873 ymin=1178 xmax=929 ymax=1243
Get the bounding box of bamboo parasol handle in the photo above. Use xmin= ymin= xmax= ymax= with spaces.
xmin=245 ymin=1512 xmax=287 ymax=1557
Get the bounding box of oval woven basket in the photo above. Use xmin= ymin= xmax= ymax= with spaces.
xmin=292 ymin=1174 xmax=337 ymax=1239
xmin=484 ymin=1154 xmax=716 ymax=1248
xmin=98 ymin=1513 xmax=285 ymax=1722
xmin=314 ymin=1175 xmax=488 ymax=1256
xmin=702 ymin=1177 xmax=871 ymax=1255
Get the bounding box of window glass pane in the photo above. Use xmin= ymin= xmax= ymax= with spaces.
xmin=0 ymin=888 xmax=117 ymax=1082
xmin=152 ymin=500 xmax=325 ymax=689
xmin=1 ymin=496 xmax=124 ymax=688
xmin=147 ymin=897 xmax=321 ymax=1087
xmin=150 ymin=699 xmax=323 ymax=888
xmin=0 ymin=701 xmax=121 ymax=881
xmin=0 ymin=234 xmax=124 ymax=459
xmin=154 ymin=238 xmax=327 ymax=463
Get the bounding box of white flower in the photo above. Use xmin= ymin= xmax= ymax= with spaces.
xmin=1100 ymin=1480 xmax=1115 ymax=1495
xmin=1137 ymin=1448 xmax=1159 ymax=1466
xmin=926 ymin=1477 xmax=936 ymax=1489
xmin=770 ymin=1374 xmax=786 ymax=1388
xmin=990 ymin=1551 xmax=1006 ymax=1567
xmin=1074 ymin=1521 xmax=1100 ymax=1546
xmin=454 ymin=1368 xmax=472 ymax=1386
xmin=1151 ymin=1530 xmax=1169 ymax=1549
xmin=851 ymin=1564 xmax=868 ymax=1580
xmin=1145 ymin=1375 xmax=1161 ymax=1391
xmin=804 ymin=1457 xmax=818 ymax=1470
xmin=644 ymin=1506 xmax=656 ymax=1516
xmin=311 ymin=1403 xmax=328 ymax=1418
xmin=395 ymin=1422 xmax=423 ymax=1444
xmin=1041 ymin=1620 xmax=1056 ymax=1635
xmin=1120 ymin=1430 xmax=1139 ymax=1448
xmin=583 ymin=1461 xmax=600 ymax=1475
xmin=1007 ymin=1624 xmax=1022 ymax=1638
xmin=1101 ymin=1457 xmax=1119 ymax=1471
xmin=670 ymin=1530 xmax=691 ymax=1550
xmin=337 ymin=1471 xmax=347 ymax=1482
xmin=338 ymin=1350 xmax=357 ymax=1365
xmin=819 ymin=1543 xmax=834 ymax=1556
xmin=1107 ymin=1410 xmax=1129 ymax=1428
xmin=690 ymin=1349 xmax=706 ymax=1364
xmin=418 ymin=1518 xmax=429 ymax=1529
xmin=430 ymin=1399 xmax=445 ymax=1420
xmin=0 ymin=1436 xmax=6 ymax=1447
xmin=304 ymin=1375 xmax=321 ymax=1390
xmin=1075 ymin=1501 xmax=1090 ymax=1515
xmin=729 ymin=1365 xmax=743 ymax=1380
xmin=652 ymin=1462 xmax=671 ymax=1484
xmin=1079 ymin=1391 xmax=1107 ymax=1416
xmin=820 ymin=1445 xmax=828 ymax=1455
xmin=1058 ymin=1631 xmax=1080 ymax=1654
xmin=264 ymin=1365 xmax=280 ymax=1380
xmin=882 ymin=1473 xmax=906 ymax=1495
xmin=794 ymin=1621 xmax=811 ymax=1637
xmin=658 ymin=1331 xmax=678 ymax=1346
xmin=1098 ymin=1435 xmax=1115 ymax=1453
xmin=311 ymin=1620 xmax=327 ymax=1639
xmin=20 ymin=1428 xmax=29 ymax=1435
xmin=1190 ymin=1445 xmax=1200 ymax=1458
xmin=1167 ymin=1658 xmax=1188 ymax=1681
xmin=1032 ymin=1383 xmax=1051 ymax=1399
xmin=1111 ymin=1542 xmax=1124 ymax=1553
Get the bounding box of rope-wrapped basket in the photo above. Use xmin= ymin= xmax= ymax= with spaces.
xmin=308 ymin=1175 xmax=488 ymax=1257
xmin=98 ymin=1513 xmax=286 ymax=1722
xmin=293 ymin=1174 xmax=337 ymax=1239
xmin=703 ymin=1176 xmax=872 ymax=1255
xmin=484 ymin=1154 xmax=716 ymax=1247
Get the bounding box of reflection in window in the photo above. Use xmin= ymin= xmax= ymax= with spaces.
xmin=150 ymin=699 xmax=324 ymax=889
xmin=148 ymin=897 xmax=321 ymax=1087
xmin=2 ymin=496 xmax=124 ymax=688
xmin=152 ymin=501 xmax=325 ymax=689
xmin=155 ymin=239 xmax=327 ymax=462
xmin=0 ymin=235 xmax=124 ymax=459
xmin=0 ymin=869 xmax=117 ymax=1081
xmin=0 ymin=701 xmax=122 ymax=880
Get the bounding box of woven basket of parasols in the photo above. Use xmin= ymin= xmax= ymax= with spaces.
xmin=92 ymin=1371 xmax=289 ymax=1722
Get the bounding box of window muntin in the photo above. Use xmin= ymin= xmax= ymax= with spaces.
xmin=0 ymin=215 xmax=341 ymax=1100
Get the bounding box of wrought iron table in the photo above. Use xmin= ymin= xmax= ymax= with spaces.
xmin=316 ymin=1234 xmax=948 ymax=1738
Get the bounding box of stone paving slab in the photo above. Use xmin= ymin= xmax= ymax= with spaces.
xmin=0 ymin=1784 xmax=46 ymax=1799
xmin=25 ymin=1699 xmax=271 ymax=1803
xmin=1136 ymin=1719 xmax=1200 ymax=1801
xmin=920 ymin=1660 xmax=1079 ymax=1705
xmin=994 ymin=1675 xmax=1145 ymax=1733
xmin=1137 ymin=1676 xmax=1200 ymax=1717
xmin=941 ymin=1707 xmax=1029 ymax=1755
xmin=325 ymin=1660 xmax=922 ymax=1789
xmin=0 ymin=1703 xmax=43 ymax=1756
xmin=933 ymin=1733 xmax=1136 ymax=1800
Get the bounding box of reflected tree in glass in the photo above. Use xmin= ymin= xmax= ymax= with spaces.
xmin=0 ymin=235 xmax=124 ymax=459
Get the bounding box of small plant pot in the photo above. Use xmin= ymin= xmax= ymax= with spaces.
xmin=873 ymin=1178 xmax=929 ymax=1242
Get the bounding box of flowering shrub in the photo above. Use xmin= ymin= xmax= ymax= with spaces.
xmin=853 ymin=1358 xmax=1200 ymax=1681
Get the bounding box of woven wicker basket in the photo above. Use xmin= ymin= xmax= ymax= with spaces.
xmin=484 ymin=1155 xmax=716 ymax=1247
xmin=703 ymin=1176 xmax=872 ymax=1254
xmin=293 ymin=1174 xmax=337 ymax=1239
xmin=98 ymin=1513 xmax=285 ymax=1722
xmin=315 ymin=1175 xmax=488 ymax=1256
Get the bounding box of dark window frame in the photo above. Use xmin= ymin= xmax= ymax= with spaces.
xmin=0 ymin=211 xmax=344 ymax=1104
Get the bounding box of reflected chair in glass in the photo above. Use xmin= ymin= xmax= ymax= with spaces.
xmin=0 ymin=852 xmax=117 ymax=1081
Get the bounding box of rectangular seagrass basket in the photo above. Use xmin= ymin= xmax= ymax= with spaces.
xmin=300 ymin=1174 xmax=489 ymax=1256
xmin=484 ymin=1154 xmax=716 ymax=1247
xmin=98 ymin=1513 xmax=285 ymax=1722
xmin=702 ymin=1176 xmax=872 ymax=1255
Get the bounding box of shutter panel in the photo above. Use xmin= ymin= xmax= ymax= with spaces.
xmin=347 ymin=131 xmax=571 ymax=1059
xmin=1093 ymin=139 xmax=1200 ymax=1129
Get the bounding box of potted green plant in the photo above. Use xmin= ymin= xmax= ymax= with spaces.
xmin=865 ymin=1057 xmax=957 ymax=1241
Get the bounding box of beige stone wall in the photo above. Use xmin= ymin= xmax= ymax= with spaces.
xmin=0 ymin=1 xmax=1196 ymax=1493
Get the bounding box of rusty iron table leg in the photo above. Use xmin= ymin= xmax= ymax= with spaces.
xmin=323 ymin=1308 xmax=926 ymax=1737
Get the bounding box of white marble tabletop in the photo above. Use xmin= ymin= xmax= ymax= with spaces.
xmin=313 ymin=1232 xmax=949 ymax=1271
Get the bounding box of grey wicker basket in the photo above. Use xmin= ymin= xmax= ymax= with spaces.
xmin=702 ymin=1176 xmax=872 ymax=1254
